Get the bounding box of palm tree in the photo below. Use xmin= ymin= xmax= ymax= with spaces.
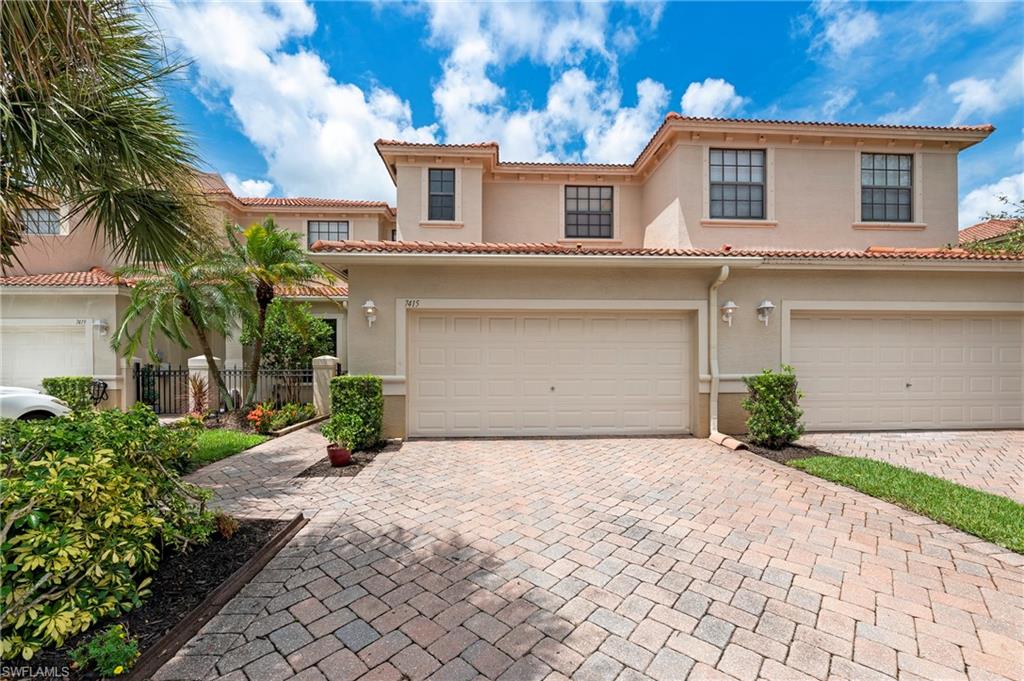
xmin=2 ymin=0 xmax=206 ymax=269
xmin=227 ymin=218 xmax=331 ymax=405
xmin=111 ymin=257 xmax=252 ymax=408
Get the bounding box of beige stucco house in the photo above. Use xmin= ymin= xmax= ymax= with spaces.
xmin=0 ymin=174 xmax=391 ymax=407
xmin=308 ymin=115 xmax=1023 ymax=438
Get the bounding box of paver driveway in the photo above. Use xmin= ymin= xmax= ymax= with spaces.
xmin=801 ymin=431 xmax=1024 ymax=503
xmin=159 ymin=435 xmax=1024 ymax=681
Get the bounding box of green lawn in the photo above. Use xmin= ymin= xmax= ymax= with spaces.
xmin=789 ymin=456 xmax=1024 ymax=554
xmin=191 ymin=429 xmax=268 ymax=471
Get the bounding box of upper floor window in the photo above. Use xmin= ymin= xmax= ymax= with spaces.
xmin=710 ymin=149 xmax=765 ymax=219
xmin=565 ymin=185 xmax=613 ymax=238
xmin=307 ymin=220 xmax=349 ymax=248
xmin=22 ymin=208 xmax=61 ymax=235
xmin=861 ymin=153 xmax=912 ymax=222
xmin=428 ymin=168 xmax=455 ymax=221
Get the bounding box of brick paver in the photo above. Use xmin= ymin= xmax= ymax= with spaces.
xmin=801 ymin=430 xmax=1024 ymax=503
xmin=159 ymin=434 xmax=1024 ymax=680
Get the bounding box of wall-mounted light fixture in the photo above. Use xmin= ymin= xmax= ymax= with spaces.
xmin=92 ymin=319 xmax=109 ymax=336
xmin=720 ymin=301 xmax=738 ymax=327
xmin=756 ymin=299 xmax=775 ymax=327
xmin=362 ymin=300 xmax=378 ymax=328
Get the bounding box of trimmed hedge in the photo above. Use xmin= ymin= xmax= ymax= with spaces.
xmin=742 ymin=365 xmax=805 ymax=449
xmin=41 ymin=376 xmax=93 ymax=412
xmin=328 ymin=375 xmax=383 ymax=450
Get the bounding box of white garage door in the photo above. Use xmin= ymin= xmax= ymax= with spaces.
xmin=408 ymin=311 xmax=692 ymax=437
xmin=792 ymin=313 xmax=1023 ymax=430
xmin=0 ymin=324 xmax=92 ymax=390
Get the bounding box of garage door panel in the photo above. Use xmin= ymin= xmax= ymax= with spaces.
xmin=408 ymin=311 xmax=691 ymax=436
xmin=793 ymin=313 xmax=1023 ymax=430
xmin=1 ymin=325 xmax=92 ymax=390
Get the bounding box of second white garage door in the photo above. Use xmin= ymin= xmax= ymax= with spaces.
xmin=408 ymin=311 xmax=692 ymax=437
xmin=792 ymin=313 xmax=1023 ymax=430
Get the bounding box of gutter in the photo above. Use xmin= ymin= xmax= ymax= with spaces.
xmin=707 ymin=265 xmax=746 ymax=451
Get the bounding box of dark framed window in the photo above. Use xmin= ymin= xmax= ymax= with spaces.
xmin=22 ymin=208 xmax=61 ymax=235
xmin=307 ymin=220 xmax=349 ymax=248
xmin=320 ymin=318 xmax=338 ymax=355
xmin=565 ymin=185 xmax=613 ymax=238
xmin=390 ymin=228 xmax=397 ymax=241
xmin=861 ymin=153 xmax=912 ymax=222
xmin=428 ymin=168 xmax=455 ymax=221
xmin=710 ymin=149 xmax=765 ymax=219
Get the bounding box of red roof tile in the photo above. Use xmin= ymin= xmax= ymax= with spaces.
xmin=274 ymin=282 xmax=348 ymax=298
xmin=660 ymin=113 xmax=994 ymax=133
xmin=236 ymin=197 xmax=394 ymax=212
xmin=311 ymin=240 xmax=1024 ymax=261
xmin=0 ymin=267 xmax=122 ymax=287
xmin=375 ymin=139 xmax=499 ymax=149
xmin=958 ymin=219 xmax=1019 ymax=244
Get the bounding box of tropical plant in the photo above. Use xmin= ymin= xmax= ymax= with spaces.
xmin=188 ymin=374 xmax=209 ymax=416
xmin=227 ymin=218 xmax=332 ymax=404
xmin=328 ymin=375 xmax=383 ymax=450
xmin=41 ymin=376 xmax=94 ymax=412
xmin=1 ymin=0 xmax=208 ymax=270
xmin=240 ymin=300 xmax=334 ymax=369
xmin=111 ymin=256 xmax=251 ymax=408
xmin=245 ymin=403 xmax=276 ymax=435
xmin=962 ymin=197 xmax=1024 ymax=255
xmin=742 ymin=365 xmax=805 ymax=449
xmin=0 ymin=406 xmax=212 ymax=658
xmin=320 ymin=412 xmax=362 ymax=451
xmin=69 ymin=624 xmax=139 ymax=676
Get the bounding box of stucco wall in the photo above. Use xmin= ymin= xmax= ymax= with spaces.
xmin=395 ymin=165 xmax=484 ymax=242
xmin=344 ymin=262 xmax=1023 ymax=438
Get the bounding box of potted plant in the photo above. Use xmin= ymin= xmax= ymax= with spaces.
xmin=321 ymin=413 xmax=361 ymax=466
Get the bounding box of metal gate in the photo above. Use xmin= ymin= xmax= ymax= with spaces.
xmin=133 ymin=364 xmax=190 ymax=415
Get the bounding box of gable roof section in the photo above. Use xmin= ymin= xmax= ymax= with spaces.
xmin=311 ymin=239 xmax=1024 ymax=262
xmin=196 ymin=173 xmax=396 ymax=217
xmin=959 ymin=219 xmax=1019 ymax=244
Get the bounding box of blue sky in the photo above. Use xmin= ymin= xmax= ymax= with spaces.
xmin=157 ymin=0 xmax=1024 ymax=227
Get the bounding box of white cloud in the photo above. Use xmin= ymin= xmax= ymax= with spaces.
xmin=948 ymin=54 xmax=1024 ymax=124
xmin=223 ymin=173 xmax=273 ymax=198
xmin=959 ymin=172 xmax=1024 ymax=227
xmin=806 ymin=0 xmax=880 ymax=58
xmin=966 ymin=1 xmax=1011 ymax=25
xmin=154 ymin=0 xmax=435 ymax=202
xmin=679 ymin=78 xmax=747 ymax=118
xmin=821 ymin=87 xmax=856 ymax=120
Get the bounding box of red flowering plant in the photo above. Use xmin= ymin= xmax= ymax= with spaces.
xmin=246 ymin=403 xmax=276 ymax=434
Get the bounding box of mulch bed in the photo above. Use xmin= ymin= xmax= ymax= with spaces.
xmin=739 ymin=438 xmax=836 ymax=465
xmin=30 ymin=519 xmax=288 ymax=680
xmin=202 ymin=410 xmax=253 ymax=432
xmin=297 ymin=441 xmax=401 ymax=478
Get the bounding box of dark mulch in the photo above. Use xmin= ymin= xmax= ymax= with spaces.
xmin=30 ymin=519 xmax=288 ymax=680
xmin=202 ymin=409 xmax=253 ymax=432
xmin=740 ymin=438 xmax=835 ymax=465
xmin=297 ymin=441 xmax=401 ymax=478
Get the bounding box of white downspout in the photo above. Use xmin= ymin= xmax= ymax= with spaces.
xmin=708 ymin=265 xmax=745 ymax=450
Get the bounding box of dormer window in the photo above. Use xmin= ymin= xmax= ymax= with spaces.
xmin=861 ymin=153 xmax=912 ymax=222
xmin=710 ymin=149 xmax=765 ymax=219
xmin=307 ymin=220 xmax=349 ymax=248
xmin=565 ymin=186 xmax=613 ymax=238
xmin=428 ymin=168 xmax=456 ymax=221
xmin=22 ymin=208 xmax=62 ymax=235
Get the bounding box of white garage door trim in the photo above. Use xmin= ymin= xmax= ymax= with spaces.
xmin=1 ymin=318 xmax=95 ymax=389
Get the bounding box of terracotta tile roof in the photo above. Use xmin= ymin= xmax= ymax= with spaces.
xmin=274 ymin=282 xmax=348 ymax=298
xmin=660 ymin=113 xmax=995 ymax=133
xmin=196 ymin=171 xmax=232 ymax=195
xmin=311 ymin=240 xmax=1024 ymax=261
xmin=235 ymin=196 xmax=395 ymax=213
xmin=0 ymin=267 xmax=122 ymax=287
xmin=375 ymin=139 xmax=499 ymax=149
xmin=958 ymin=219 xmax=1019 ymax=244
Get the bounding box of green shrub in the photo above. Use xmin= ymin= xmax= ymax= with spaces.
xmin=0 ymin=405 xmax=213 ymax=659
xmin=328 ymin=375 xmax=382 ymax=450
xmin=741 ymin=365 xmax=805 ymax=449
xmin=41 ymin=376 xmax=93 ymax=412
xmin=320 ymin=412 xmax=362 ymax=449
xmin=268 ymin=402 xmax=317 ymax=431
xmin=69 ymin=625 xmax=139 ymax=676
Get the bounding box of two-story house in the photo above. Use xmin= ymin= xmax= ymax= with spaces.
xmin=0 ymin=172 xmax=392 ymax=407
xmin=310 ymin=115 xmax=1024 ymax=438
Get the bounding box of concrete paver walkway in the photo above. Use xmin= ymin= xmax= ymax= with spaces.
xmin=801 ymin=431 xmax=1024 ymax=503
xmin=159 ymin=433 xmax=1024 ymax=680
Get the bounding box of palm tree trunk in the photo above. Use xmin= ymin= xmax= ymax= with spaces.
xmin=188 ymin=318 xmax=232 ymax=410
xmin=245 ymin=283 xmax=274 ymax=405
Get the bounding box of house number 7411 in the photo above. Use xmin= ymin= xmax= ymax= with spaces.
xmin=405 ymin=299 xmax=421 ymax=308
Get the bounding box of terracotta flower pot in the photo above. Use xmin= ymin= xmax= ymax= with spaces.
xmin=327 ymin=444 xmax=352 ymax=467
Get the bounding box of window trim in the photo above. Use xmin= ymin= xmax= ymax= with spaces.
xmin=21 ymin=207 xmax=69 ymax=236
xmin=426 ymin=168 xmax=457 ymax=222
xmin=562 ymin=185 xmax=616 ymax=239
xmin=306 ymin=219 xmax=350 ymax=249
xmin=701 ymin=146 xmax=775 ymax=225
xmin=854 ymin=150 xmax=924 ymax=227
xmin=707 ymin=148 xmax=767 ymax=220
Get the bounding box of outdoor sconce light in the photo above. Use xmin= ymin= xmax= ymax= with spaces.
xmin=362 ymin=300 xmax=378 ymax=328
xmin=92 ymin=319 xmax=109 ymax=336
xmin=756 ymin=299 xmax=776 ymax=327
xmin=720 ymin=301 xmax=738 ymax=327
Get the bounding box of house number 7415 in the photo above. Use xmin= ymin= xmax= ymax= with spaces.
xmin=405 ymin=299 xmax=421 ymax=308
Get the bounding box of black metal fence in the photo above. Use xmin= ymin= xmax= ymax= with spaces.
xmin=133 ymin=363 xmax=341 ymax=414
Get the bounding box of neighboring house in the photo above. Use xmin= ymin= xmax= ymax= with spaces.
xmin=0 ymin=174 xmax=380 ymax=407
xmin=959 ymin=218 xmax=1020 ymax=246
xmin=309 ymin=115 xmax=1024 ymax=438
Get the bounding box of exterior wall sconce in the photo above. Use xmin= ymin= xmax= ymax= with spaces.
xmin=756 ymin=299 xmax=776 ymax=327
xmin=92 ymin=319 xmax=109 ymax=336
xmin=362 ymin=300 xmax=378 ymax=327
xmin=720 ymin=301 xmax=738 ymax=327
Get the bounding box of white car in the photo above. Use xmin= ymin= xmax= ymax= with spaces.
xmin=0 ymin=387 xmax=73 ymax=420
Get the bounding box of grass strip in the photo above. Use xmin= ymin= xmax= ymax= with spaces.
xmin=789 ymin=456 xmax=1024 ymax=554
xmin=192 ymin=429 xmax=268 ymax=471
